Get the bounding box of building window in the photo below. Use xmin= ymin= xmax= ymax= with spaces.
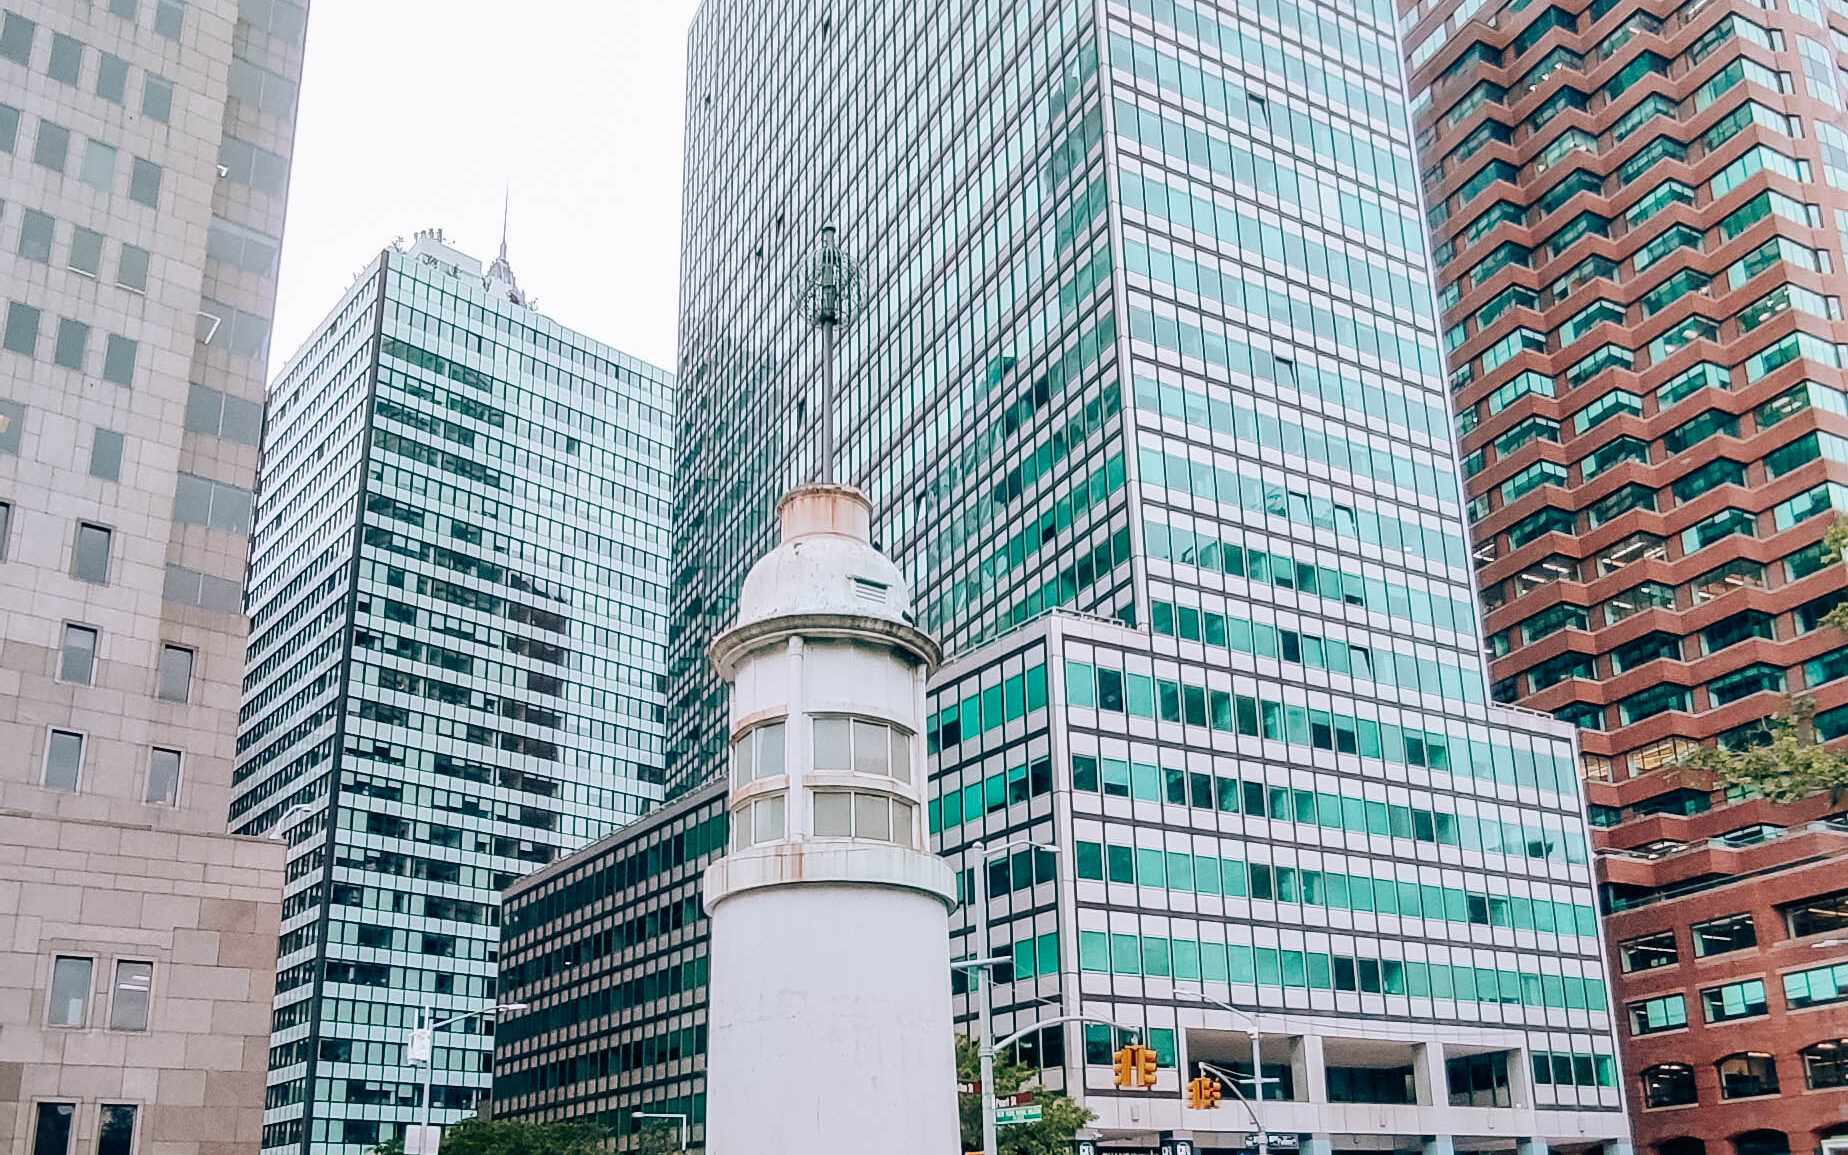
xmin=1619 ymin=930 xmax=1678 ymax=972
xmin=1446 ymin=1051 xmax=1513 ymax=1107
xmin=146 ymin=748 xmax=180 ymax=806
xmin=5 ymin=300 xmax=42 ymax=354
xmin=1628 ymin=992 xmax=1687 ymax=1034
xmin=1802 ymin=1040 xmax=1848 ymax=1089
xmin=155 ymin=645 xmax=193 ymax=702
xmin=730 ymin=720 xmax=784 ymax=787
xmin=97 ymin=1106 xmax=137 ymax=1155
xmin=90 ymin=428 xmax=123 ymax=481
xmin=1717 ymin=1052 xmax=1779 ymax=1099
xmin=0 ymin=500 xmax=11 ymax=559
xmin=1785 ymin=888 xmax=1848 ymax=938
xmin=72 ymin=522 xmax=111 ymax=583
xmin=47 ymin=955 xmax=93 ymax=1026
xmin=59 ymin=624 xmax=97 ymax=684
xmin=31 ymin=1103 xmax=74 ymax=1155
xmin=813 ymin=715 xmax=912 ymax=782
xmin=1640 ymin=1062 xmax=1697 ymax=1108
xmin=1325 ymin=1065 xmax=1415 ymax=1104
xmin=812 ymin=789 xmax=916 ymax=847
xmin=732 ymin=794 xmax=784 ymax=850
xmin=109 ymin=960 xmax=152 ymax=1031
xmin=1701 ymin=978 xmax=1768 ymax=1023
xmin=1693 ymin=912 xmax=1757 ymax=956
xmin=44 ymin=729 xmax=83 ymax=792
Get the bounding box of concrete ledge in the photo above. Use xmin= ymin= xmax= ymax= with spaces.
xmin=704 ymin=841 xmax=959 ymax=911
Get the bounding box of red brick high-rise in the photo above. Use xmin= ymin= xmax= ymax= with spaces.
xmin=1398 ymin=0 xmax=1848 ymax=1150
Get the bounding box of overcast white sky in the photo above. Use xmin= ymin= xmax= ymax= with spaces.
xmin=270 ymin=0 xmax=704 ymax=377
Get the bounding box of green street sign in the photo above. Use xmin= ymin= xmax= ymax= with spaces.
xmin=995 ymin=1106 xmax=1044 ymax=1126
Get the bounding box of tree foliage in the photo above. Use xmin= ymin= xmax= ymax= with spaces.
xmin=1682 ymin=694 xmax=1848 ymax=803
xmin=1822 ymin=516 xmax=1848 ymax=633
xmin=956 ymin=1034 xmax=1094 ymax=1155
xmin=371 ymin=1118 xmax=614 ymax=1155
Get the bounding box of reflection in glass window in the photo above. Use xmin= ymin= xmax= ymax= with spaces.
xmin=48 ymin=956 xmax=92 ymax=1026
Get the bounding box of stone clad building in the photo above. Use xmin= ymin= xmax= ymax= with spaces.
xmin=0 ymin=0 xmax=309 ymax=1150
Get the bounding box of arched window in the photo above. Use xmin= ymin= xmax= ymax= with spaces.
xmin=1801 ymin=1040 xmax=1848 ymax=1089
xmin=1640 ymin=1062 xmax=1697 ymax=1107
xmin=1733 ymin=1130 xmax=1790 ymax=1155
xmin=1716 ymin=1053 xmax=1779 ymax=1100
xmin=1655 ymin=1139 xmax=1705 ymax=1155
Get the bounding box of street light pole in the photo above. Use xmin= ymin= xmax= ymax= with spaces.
xmin=954 ymin=839 xmax=1058 ymax=1155
xmin=1174 ymin=987 xmax=1268 ymax=1155
xmin=405 ymin=1001 xmax=528 ymax=1154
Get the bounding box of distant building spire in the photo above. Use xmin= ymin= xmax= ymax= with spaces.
xmin=485 ymin=185 xmax=527 ymax=306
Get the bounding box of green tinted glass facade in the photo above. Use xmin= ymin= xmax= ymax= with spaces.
xmin=235 ymin=241 xmax=673 ymax=1155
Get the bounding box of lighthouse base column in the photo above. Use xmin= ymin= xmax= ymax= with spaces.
xmin=704 ymin=880 xmax=960 ymax=1155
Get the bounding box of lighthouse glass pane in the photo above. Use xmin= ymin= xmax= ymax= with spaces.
xmin=814 ymin=718 xmax=851 ymax=770
xmin=890 ymin=729 xmax=911 ymax=784
xmin=752 ymin=795 xmax=785 ymax=843
xmin=756 ymin=723 xmax=784 ymax=777
xmin=814 ymin=790 xmax=852 ymax=836
xmin=854 ymin=792 xmax=891 ymax=841
xmin=852 ymin=720 xmax=889 ymax=775
xmin=732 ymin=736 xmax=753 ymax=787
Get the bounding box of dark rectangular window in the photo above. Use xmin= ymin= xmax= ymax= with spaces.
xmin=1618 ymin=929 xmax=1678 ymax=972
xmin=31 ymin=1103 xmax=73 ymax=1155
xmin=1786 ymin=888 xmax=1848 ymax=938
xmin=1692 ymin=912 xmax=1757 ymax=957
xmin=97 ymin=1105 xmax=137 ymax=1155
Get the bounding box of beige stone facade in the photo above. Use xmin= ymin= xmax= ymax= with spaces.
xmin=0 ymin=811 xmax=284 ymax=1155
xmin=0 ymin=0 xmax=307 ymax=1147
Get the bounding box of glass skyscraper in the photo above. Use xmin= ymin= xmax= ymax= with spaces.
xmin=234 ymin=232 xmax=673 ymax=1155
xmin=669 ymin=0 xmax=1629 ymax=1149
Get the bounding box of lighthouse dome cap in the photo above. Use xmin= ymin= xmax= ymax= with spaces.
xmin=733 ymin=483 xmax=917 ymax=630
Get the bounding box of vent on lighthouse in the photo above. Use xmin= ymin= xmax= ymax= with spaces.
xmin=852 ymin=576 xmax=889 ymax=606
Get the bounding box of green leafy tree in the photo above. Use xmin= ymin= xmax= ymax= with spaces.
xmin=370 ymin=1117 xmax=614 ymax=1155
xmin=1821 ymin=515 xmax=1848 ymax=633
xmin=956 ymin=1034 xmax=1093 ymax=1155
xmin=1682 ymin=694 xmax=1848 ymax=802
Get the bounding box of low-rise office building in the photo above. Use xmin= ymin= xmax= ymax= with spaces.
xmin=491 ymin=783 xmax=724 ymax=1143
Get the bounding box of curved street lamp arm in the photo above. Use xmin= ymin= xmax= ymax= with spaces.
xmin=1194 ymin=1059 xmax=1265 ymax=1136
xmin=992 ymin=1012 xmax=1141 ymax=1053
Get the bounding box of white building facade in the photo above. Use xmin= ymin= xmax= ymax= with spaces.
xmin=929 ymin=612 xmax=1631 ymax=1154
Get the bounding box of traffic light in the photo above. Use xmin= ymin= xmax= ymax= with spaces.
xmin=1137 ymin=1045 xmax=1160 ymax=1088
xmin=1112 ymin=1046 xmax=1136 ymax=1088
xmin=1185 ymin=1076 xmax=1223 ymax=1109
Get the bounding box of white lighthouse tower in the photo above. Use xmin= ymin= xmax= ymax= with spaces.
xmin=701 ymin=229 xmax=961 ymax=1155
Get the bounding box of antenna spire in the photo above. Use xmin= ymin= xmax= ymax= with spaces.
xmin=498 ymin=184 xmax=510 ymax=263
xmin=798 ymin=225 xmax=861 ymax=485
xmin=486 ymin=185 xmax=527 ymax=307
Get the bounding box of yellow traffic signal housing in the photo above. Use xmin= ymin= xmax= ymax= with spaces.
xmin=1187 ymin=1077 xmax=1221 ymax=1109
xmin=1112 ymin=1046 xmax=1136 ymax=1088
xmin=1137 ymin=1045 xmax=1160 ymax=1087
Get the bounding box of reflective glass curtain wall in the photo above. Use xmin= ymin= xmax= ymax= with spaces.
xmin=236 ymin=243 xmax=673 ymax=1155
